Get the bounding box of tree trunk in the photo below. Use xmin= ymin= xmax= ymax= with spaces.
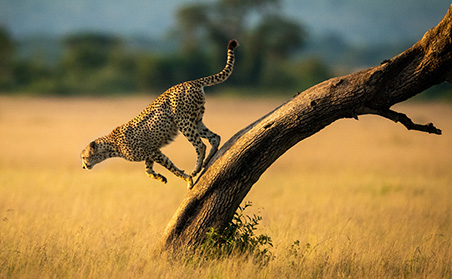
xmin=160 ymin=4 xmax=452 ymax=251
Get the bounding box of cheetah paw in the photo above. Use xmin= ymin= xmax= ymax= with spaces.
xmin=147 ymin=173 xmax=167 ymax=184
xmin=190 ymin=169 xmax=200 ymax=178
xmin=187 ymin=176 xmax=194 ymax=190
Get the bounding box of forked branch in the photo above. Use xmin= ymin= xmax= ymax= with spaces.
xmin=159 ymin=4 xmax=452 ymax=251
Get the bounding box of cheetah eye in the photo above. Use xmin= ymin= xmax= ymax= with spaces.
xmin=89 ymin=141 xmax=97 ymax=150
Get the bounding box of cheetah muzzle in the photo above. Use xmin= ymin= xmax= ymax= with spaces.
xmin=81 ymin=39 xmax=239 ymax=190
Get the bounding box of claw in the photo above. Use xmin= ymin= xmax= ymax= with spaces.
xmin=159 ymin=175 xmax=168 ymax=184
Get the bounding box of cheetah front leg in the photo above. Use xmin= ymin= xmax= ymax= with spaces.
xmin=145 ymin=160 xmax=168 ymax=184
xmin=197 ymin=121 xmax=220 ymax=167
xmin=145 ymin=150 xmax=193 ymax=189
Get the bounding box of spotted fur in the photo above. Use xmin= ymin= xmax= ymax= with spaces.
xmin=81 ymin=39 xmax=238 ymax=189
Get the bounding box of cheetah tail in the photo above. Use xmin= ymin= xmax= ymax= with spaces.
xmin=195 ymin=39 xmax=239 ymax=87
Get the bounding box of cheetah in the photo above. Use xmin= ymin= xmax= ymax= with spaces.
xmin=81 ymin=39 xmax=239 ymax=189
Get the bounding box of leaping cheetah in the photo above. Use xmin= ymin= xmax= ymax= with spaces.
xmin=81 ymin=39 xmax=239 ymax=189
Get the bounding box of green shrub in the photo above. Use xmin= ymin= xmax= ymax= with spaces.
xmin=199 ymin=201 xmax=273 ymax=264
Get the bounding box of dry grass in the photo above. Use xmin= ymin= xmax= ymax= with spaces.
xmin=0 ymin=95 xmax=451 ymax=278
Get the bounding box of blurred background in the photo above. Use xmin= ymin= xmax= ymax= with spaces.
xmin=1 ymin=0 xmax=451 ymax=98
xmin=1 ymin=3 xmax=452 ymax=277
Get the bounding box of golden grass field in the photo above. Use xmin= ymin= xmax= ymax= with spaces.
xmin=0 ymin=94 xmax=451 ymax=278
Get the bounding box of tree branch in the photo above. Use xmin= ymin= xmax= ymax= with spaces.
xmin=356 ymin=107 xmax=442 ymax=135
xmin=159 ymin=4 xmax=452 ymax=251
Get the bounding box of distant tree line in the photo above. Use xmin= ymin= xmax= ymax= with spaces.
xmin=0 ymin=0 xmax=335 ymax=95
xmin=0 ymin=0 xmax=450 ymax=98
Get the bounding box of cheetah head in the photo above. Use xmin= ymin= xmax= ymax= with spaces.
xmin=81 ymin=140 xmax=115 ymax=170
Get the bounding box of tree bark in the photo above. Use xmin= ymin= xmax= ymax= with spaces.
xmin=160 ymin=4 xmax=452 ymax=251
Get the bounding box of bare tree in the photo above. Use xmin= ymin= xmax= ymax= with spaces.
xmin=160 ymin=4 xmax=452 ymax=251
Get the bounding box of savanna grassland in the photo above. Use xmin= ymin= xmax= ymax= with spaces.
xmin=0 ymin=95 xmax=451 ymax=278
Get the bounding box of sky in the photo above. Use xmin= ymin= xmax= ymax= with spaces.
xmin=1 ymin=0 xmax=451 ymax=45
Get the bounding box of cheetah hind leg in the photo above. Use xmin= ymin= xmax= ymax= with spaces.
xmin=197 ymin=121 xmax=220 ymax=168
xmin=177 ymin=120 xmax=206 ymax=179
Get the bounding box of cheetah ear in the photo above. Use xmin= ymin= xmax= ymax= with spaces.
xmin=89 ymin=141 xmax=97 ymax=150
